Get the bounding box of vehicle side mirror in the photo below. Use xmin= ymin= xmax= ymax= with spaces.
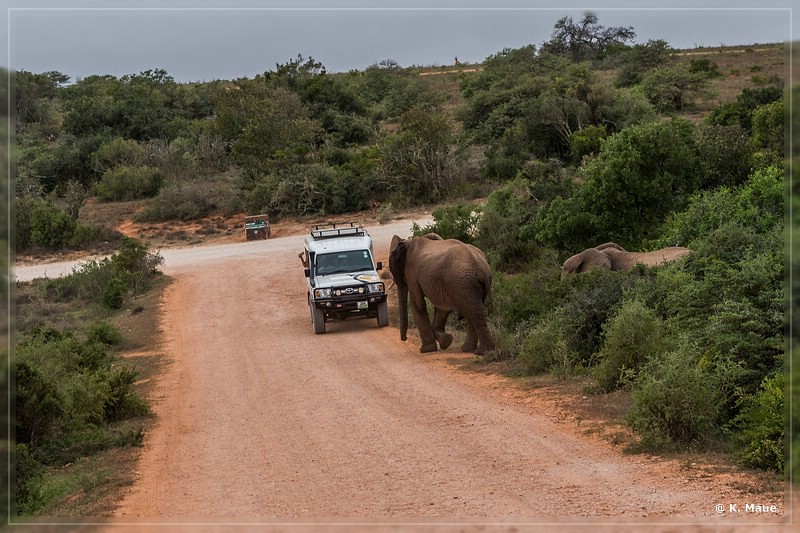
xmin=376 ymin=261 xmax=383 ymax=270
xmin=304 ymin=268 xmax=310 ymax=278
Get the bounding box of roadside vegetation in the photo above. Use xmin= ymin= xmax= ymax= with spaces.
xmin=13 ymin=239 xmax=163 ymax=516
xmin=8 ymin=13 xmax=793 ymax=515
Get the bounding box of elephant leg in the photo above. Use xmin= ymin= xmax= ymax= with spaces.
xmin=410 ymin=289 xmax=437 ymax=352
xmin=431 ymin=308 xmax=453 ymax=349
xmin=463 ymin=310 xmax=495 ymax=356
xmin=461 ymin=322 xmax=478 ymax=353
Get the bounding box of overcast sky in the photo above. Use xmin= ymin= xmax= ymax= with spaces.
xmin=1 ymin=1 xmax=795 ymax=83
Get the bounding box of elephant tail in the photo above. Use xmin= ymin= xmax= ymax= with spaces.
xmin=484 ymin=284 xmax=494 ymax=316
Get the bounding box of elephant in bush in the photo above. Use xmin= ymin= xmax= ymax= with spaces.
xmin=389 ymin=233 xmax=495 ymax=355
xmin=561 ymin=242 xmax=691 ymax=280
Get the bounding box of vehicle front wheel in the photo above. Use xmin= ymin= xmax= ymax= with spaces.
xmin=312 ymin=305 xmax=326 ymax=334
xmin=376 ymin=301 xmax=389 ymax=327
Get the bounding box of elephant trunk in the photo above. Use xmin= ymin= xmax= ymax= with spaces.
xmin=397 ymin=283 xmax=408 ymax=341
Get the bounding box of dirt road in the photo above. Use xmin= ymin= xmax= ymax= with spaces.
xmin=19 ymin=218 xmax=787 ymax=527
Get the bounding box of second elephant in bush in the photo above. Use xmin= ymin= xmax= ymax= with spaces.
xmin=561 ymin=242 xmax=691 ymax=280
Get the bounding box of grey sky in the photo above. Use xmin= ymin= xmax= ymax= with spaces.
xmin=1 ymin=1 xmax=794 ymax=83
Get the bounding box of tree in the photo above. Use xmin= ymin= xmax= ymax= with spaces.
xmin=640 ymin=66 xmax=708 ymax=112
xmin=380 ymin=106 xmax=459 ymax=203
xmin=211 ymin=80 xmax=320 ymax=172
xmin=537 ymin=119 xmax=703 ymax=248
xmin=615 ymin=39 xmax=672 ymax=87
xmin=751 ymin=100 xmax=784 ymax=155
xmin=707 ymin=85 xmax=783 ymax=132
xmin=542 ymin=13 xmax=635 ymax=62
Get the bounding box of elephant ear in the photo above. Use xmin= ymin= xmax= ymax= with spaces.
xmin=561 ymin=248 xmax=612 ymax=280
xmin=389 ymin=235 xmax=407 ymax=286
xmin=578 ymin=248 xmax=613 ymax=273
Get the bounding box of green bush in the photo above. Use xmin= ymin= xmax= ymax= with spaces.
xmin=103 ymin=367 xmax=150 ymax=422
xmin=627 ymin=342 xmax=728 ymax=449
xmin=14 ymin=361 xmax=63 ymax=445
xmin=14 ymin=444 xmax=45 ymax=516
xmin=67 ymin=222 xmax=117 ymax=249
xmin=411 ymin=204 xmax=481 ymax=243
xmin=14 ymin=327 xmax=150 ymax=513
xmin=492 ymin=258 xmax=565 ymax=329
xmin=656 ymin=165 xmax=783 ymax=249
xmin=14 ymin=196 xmax=44 ymax=250
xmin=733 ymin=372 xmax=785 ymax=473
xmin=475 ymin=178 xmax=542 ymax=269
xmin=95 ymin=165 xmax=162 ymax=201
xmin=85 ymin=321 xmax=123 ymax=346
xmin=42 ymin=238 xmax=163 ymax=307
xmin=688 ymin=58 xmax=722 ymax=77
xmin=592 ymin=300 xmax=666 ymax=392
xmin=90 ymin=136 xmax=147 ymax=174
xmin=15 ymin=196 xmax=115 ymax=252
xmin=516 ymin=311 xmax=573 ymax=376
xmin=102 ymin=277 xmax=127 ymax=309
xmin=29 ymin=202 xmax=76 ymax=249
xmin=707 ymin=85 xmax=783 ymax=132
xmin=110 ymin=237 xmax=164 ymax=293
xmin=569 ymin=124 xmax=607 ymax=163
xmin=138 ymin=176 xmax=242 ymax=221
xmin=245 ymin=163 xmax=373 ymax=218
xmin=559 ymin=268 xmax=635 ymax=368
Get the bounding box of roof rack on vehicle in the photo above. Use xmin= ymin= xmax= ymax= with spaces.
xmin=309 ymin=222 xmax=366 ymax=240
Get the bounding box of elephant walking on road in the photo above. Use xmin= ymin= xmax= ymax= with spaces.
xmin=561 ymin=242 xmax=691 ymax=280
xmin=389 ymin=234 xmax=495 ymax=355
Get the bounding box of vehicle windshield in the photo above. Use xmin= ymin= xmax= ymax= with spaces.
xmin=315 ymin=250 xmax=374 ymax=276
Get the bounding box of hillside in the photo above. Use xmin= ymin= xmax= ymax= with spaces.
xmin=32 ymin=42 xmax=782 ymax=257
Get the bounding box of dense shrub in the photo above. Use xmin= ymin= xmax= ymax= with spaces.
xmin=90 ymin=137 xmax=148 ymax=174
xmin=15 ymin=196 xmax=115 ymax=252
xmin=95 ymin=165 xmax=162 ymax=201
xmin=492 ymin=257 xmax=565 ymax=329
xmin=411 ymin=204 xmax=481 ymax=243
xmin=592 ymin=299 xmax=666 ymax=392
xmin=733 ymin=372 xmax=785 ymax=473
xmin=14 ymin=444 xmax=45 ymax=516
xmin=245 ymin=163 xmax=371 ymax=218
xmin=707 ymin=85 xmax=783 ymax=132
xmin=751 ymin=100 xmax=785 ymax=154
xmin=557 ymin=268 xmax=635 ymax=367
xmin=137 ymin=173 xmax=243 ymax=221
xmin=380 ymin=106 xmax=462 ymax=204
xmin=85 ymin=321 xmax=123 ymax=346
xmin=15 ymin=361 xmax=64 ymax=445
xmin=29 ymin=201 xmax=76 ymax=249
xmin=15 ymin=321 xmax=150 ymax=514
xmin=569 ymin=124 xmax=607 ymax=163
xmin=475 ymin=178 xmax=546 ymax=269
xmin=516 ymin=310 xmax=573 ymax=375
xmin=688 ymin=58 xmax=722 ymax=77
xmin=537 ymin=119 xmax=704 ymax=249
xmin=476 ymin=179 xmax=532 ymax=261
xmin=44 ymin=238 xmax=163 ymax=307
xmin=627 ymin=342 xmax=740 ymax=449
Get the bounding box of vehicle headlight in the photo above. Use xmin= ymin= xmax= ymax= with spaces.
xmin=314 ymin=288 xmax=332 ymax=298
xmin=367 ymin=282 xmax=385 ymax=293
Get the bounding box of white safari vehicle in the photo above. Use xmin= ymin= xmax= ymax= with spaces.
xmin=302 ymin=222 xmax=388 ymax=334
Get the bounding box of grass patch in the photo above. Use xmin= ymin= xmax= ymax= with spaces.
xmin=13 ymin=241 xmax=167 ymax=518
